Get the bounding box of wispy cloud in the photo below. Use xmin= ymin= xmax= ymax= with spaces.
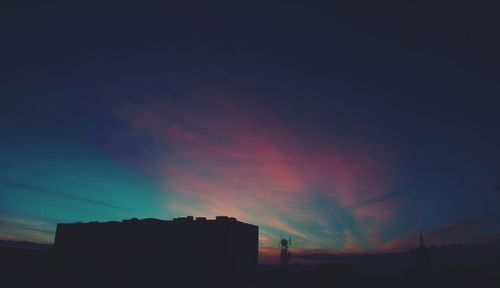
xmin=379 ymin=215 xmax=500 ymax=252
xmin=0 ymin=211 xmax=55 ymax=243
xmin=0 ymin=178 xmax=132 ymax=211
xmin=110 ymin=91 xmax=398 ymax=253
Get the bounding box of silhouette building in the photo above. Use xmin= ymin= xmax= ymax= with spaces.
xmin=54 ymin=216 xmax=258 ymax=287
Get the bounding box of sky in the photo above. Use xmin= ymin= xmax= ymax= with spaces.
xmin=1 ymin=1 xmax=500 ymax=263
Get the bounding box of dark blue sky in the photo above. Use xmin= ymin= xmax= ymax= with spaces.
xmin=1 ymin=1 xmax=500 ymax=257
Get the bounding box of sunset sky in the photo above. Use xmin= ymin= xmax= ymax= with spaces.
xmin=1 ymin=1 xmax=500 ymax=263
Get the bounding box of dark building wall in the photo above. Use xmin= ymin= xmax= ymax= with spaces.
xmin=54 ymin=216 xmax=258 ymax=286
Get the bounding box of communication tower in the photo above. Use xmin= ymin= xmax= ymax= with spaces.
xmin=279 ymin=232 xmax=292 ymax=268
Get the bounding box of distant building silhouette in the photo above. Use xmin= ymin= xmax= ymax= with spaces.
xmin=55 ymin=216 xmax=258 ymax=287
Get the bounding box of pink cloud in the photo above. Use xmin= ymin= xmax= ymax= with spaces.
xmin=110 ymin=92 xmax=398 ymax=255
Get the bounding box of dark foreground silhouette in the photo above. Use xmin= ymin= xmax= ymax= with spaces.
xmin=2 ymin=220 xmax=500 ymax=288
xmin=56 ymin=216 xmax=257 ymax=287
xmin=259 ymin=243 xmax=500 ymax=288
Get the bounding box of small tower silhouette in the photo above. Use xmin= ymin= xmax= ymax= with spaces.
xmin=279 ymin=233 xmax=292 ymax=268
xmin=413 ymin=233 xmax=431 ymax=275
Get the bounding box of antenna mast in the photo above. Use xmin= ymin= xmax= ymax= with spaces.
xmin=279 ymin=231 xmax=292 ymax=268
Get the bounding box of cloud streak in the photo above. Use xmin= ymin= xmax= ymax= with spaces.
xmin=0 ymin=211 xmax=55 ymax=244
xmin=0 ymin=178 xmax=131 ymax=211
xmin=110 ymin=91 xmax=399 ymax=256
xmin=379 ymin=215 xmax=500 ymax=252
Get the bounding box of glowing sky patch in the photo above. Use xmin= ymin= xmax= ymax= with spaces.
xmin=2 ymin=2 xmax=500 ymax=262
xmin=0 ymin=140 xmax=166 ymax=243
xmin=109 ymin=93 xmax=399 ymax=257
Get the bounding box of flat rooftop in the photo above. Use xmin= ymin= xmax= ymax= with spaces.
xmin=57 ymin=215 xmax=257 ymax=227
